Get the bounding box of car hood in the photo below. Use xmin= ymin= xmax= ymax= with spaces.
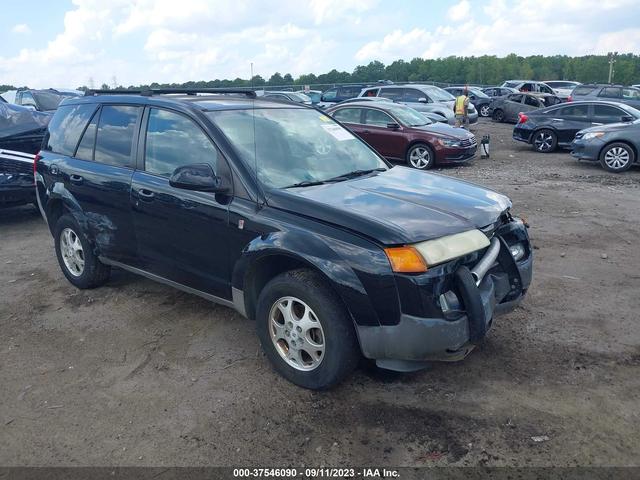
xmin=267 ymin=166 xmax=511 ymax=245
xmin=411 ymin=122 xmax=474 ymax=140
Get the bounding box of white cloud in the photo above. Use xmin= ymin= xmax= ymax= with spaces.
xmin=447 ymin=0 xmax=470 ymax=21
xmin=12 ymin=24 xmax=31 ymax=34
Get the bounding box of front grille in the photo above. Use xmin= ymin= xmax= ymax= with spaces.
xmin=460 ymin=137 xmax=477 ymax=148
xmin=0 ymin=158 xmax=32 ymax=175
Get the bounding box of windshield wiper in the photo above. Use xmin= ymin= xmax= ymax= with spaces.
xmin=322 ymin=168 xmax=387 ymax=183
xmin=284 ymin=180 xmax=327 ymax=188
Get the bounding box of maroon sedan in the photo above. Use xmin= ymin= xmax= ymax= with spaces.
xmin=326 ymin=101 xmax=477 ymax=169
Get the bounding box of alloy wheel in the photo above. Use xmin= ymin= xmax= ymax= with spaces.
xmin=60 ymin=227 xmax=85 ymax=277
xmin=480 ymin=105 xmax=490 ymax=117
xmin=534 ymin=131 xmax=554 ymax=152
xmin=268 ymin=296 xmax=325 ymax=371
xmin=409 ymin=146 xmax=431 ymax=169
xmin=604 ymin=147 xmax=630 ymax=170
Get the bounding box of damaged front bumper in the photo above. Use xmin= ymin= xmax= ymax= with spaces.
xmin=357 ymin=218 xmax=533 ymax=371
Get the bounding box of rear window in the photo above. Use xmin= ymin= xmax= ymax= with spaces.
xmin=573 ymin=86 xmax=597 ymax=96
xmin=45 ymin=103 xmax=97 ymax=156
xmin=94 ymin=105 xmax=140 ymax=168
xmin=599 ymin=87 xmax=622 ymax=99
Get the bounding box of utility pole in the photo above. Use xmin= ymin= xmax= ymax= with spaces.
xmin=607 ymin=51 xmax=617 ymax=84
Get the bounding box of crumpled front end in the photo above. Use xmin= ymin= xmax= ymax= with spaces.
xmin=356 ymin=215 xmax=533 ymax=371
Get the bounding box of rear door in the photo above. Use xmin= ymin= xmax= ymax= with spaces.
xmin=551 ymin=104 xmax=591 ymax=144
xmin=360 ymin=107 xmax=405 ymax=160
xmin=130 ymin=107 xmax=232 ymax=299
xmin=503 ymin=94 xmax=523 ymax=121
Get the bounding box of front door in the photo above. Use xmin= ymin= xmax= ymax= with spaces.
xmin=130 ymin=107 xmax=233 ymax=299
xmin=360 ymin=108 xmax=406 ymax=160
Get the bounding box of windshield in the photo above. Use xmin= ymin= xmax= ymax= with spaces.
xmin=424 ymin=87 xmax=455 ymax=101
xmin=387 ymin=105 xmax=432 ymax=126
xmin=209 ymin=107 xmax=387 ymax=189
xmin=469 ymin=88 xmax=489 ymax=98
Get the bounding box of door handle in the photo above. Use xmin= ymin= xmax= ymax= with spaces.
xmin=69 ymin=174 xmax=83 ymax=184
xmin=551 ymin=118 xmax=564 ymax=122
xmin=138 ymin=189 xmax=155 ymax=199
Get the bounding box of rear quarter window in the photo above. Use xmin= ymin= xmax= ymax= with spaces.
xmin=45 ymin=103 xmax=97 ymax=156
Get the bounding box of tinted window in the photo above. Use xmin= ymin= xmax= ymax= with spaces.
xmin=403 ymin=88 xmax=426 ymax=102
xmin=593 ymin=105 xmax=625 ymax=118
xmin=21 ymin=92 xmax=37 ymax=107
xmin=524 ymin=95 xmax=540 ymax=107
xmin=364 ymin=109 xmax=393 ymax=127
xmin=539 ymin=84 xmax=554 ymax=94
xmin=33 ymin=91 xmax=66 ymax=111
xmin=508 ymin=94 xmax=523 ymax=103
xmin=75 ymin=110 xmax=98 ymax=160
xmin=599 ymin=87 xmax=622 ymax=99
xmin=145 ymin=108 xmax=217 ymax=177
xmin=338 ymin=86 xmax=362 ymax=98
xmin=573 ymin=86 xmax=596 ymax=96
xmin=94 ymin=105 xmax=139 ymax=168
xmin=332 ymin=108 xmax=362 ymax=124
xmin=322 ymin=89 xmax=337 ymax=101
xmin=557 ymin=104 xmax=589 ymax=117
xmin=379 ymin=88 xmax=404 ymax=100
xmin=361 ymin=88 xmax=379 ymax=97
xmin=45 ymin=104 xmax=97 ymax=156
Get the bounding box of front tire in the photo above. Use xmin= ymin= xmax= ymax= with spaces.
xmin=255 ymin=269 xmax=360 ymax=389
xmin=479 ymin=105 xmax=490 ymax=117
xmin=492 ymin=109 xmax=504 ymax=122
xmin=406 ymin=143 xmax=435 ymax=170
xmin=54 ymin=214 xmax=111 ymax=289
xmin=600 ymin=142 xmax=634 ymax=173
xmin=532 ymin=129 xmax=557 ymax=153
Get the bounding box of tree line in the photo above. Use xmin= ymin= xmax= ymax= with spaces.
xmin=4 ymin=53 xmax=639 ymax=93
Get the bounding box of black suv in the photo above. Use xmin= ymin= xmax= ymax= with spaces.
xmin=35 ymin=89 xmax=533 ymax=389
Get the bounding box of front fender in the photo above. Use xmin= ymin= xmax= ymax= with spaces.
xmin=232 ymin=229 xmax=400 ymax=327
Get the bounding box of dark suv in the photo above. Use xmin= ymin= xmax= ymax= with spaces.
xmin=35 ymin=89 xmax=533 ymax=389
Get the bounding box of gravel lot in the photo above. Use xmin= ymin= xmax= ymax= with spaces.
xmin=1 ymin=119 xmax=639 ymax=468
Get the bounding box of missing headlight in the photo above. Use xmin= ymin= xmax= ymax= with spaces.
xmin=509 ymin=243 xmax=525 ymax=261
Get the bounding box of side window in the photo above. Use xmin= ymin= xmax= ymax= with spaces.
xmin=21 ymin=92 xmax=37 ymax=108
xmin=364 ymin=109 xmax=393 ymax=127
xmin=540 ymin=84 xmax=554 ymax=94
xmin=521 ymin=83 xmax=533 ymax=92
xmin=557 ymin=105 xmax=589 ymax=117
xmin=362 ymin=88 xmax=379 ymax=97
xmin=524 ymin=95 xmax=539 ymax=107
xmin=337 ymin=87 xmax=360 ymax=99
xmin=403 ymin=88 xmax=426 ymax=102
xmin=322 ymin=89 xmax=337 ymax=101
xmin=332 ymin=108 xmax=362 ymax=124
xmin=94 ymin=105 xmax=139 ymax=168
xmin=378 ymin=88 xmax=403 ymax=101
xmin=508 ymin=94 xmax=523 ymax=103
xmin=622 ymin=88 xmax=640 ymax=100
xmin=573 ymin=86 xmax=596 ymax=96
xmin=45 ymin=104 xmax=97 ymax=156
xmin=145 ymin=108 xmax=218 ymax=177
xmin=74 ymin=110 xmax=99 ymax=160
xmin=599 ymin=87 xmax=622 ymax=99
xmin=593 ymin=105 xmax=626 ymax=119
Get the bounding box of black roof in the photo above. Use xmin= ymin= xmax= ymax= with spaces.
xmin=64 ymin=89 xmax=310 ymax=112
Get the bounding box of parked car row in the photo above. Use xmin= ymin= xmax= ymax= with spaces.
xmin=33 ymin=88 xmax=532 ymax=389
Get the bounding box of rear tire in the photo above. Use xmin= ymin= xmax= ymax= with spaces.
xmin=406 ymin=143 xmax=435 ymax=170
xmin=532 ymin=129 xmax=557 ymax=153
xmin=54 ymin=214 xmax=111 ymax=289
xmin=492 ymin=109 xmax=504 ymax=122
xmin=600 ymin=142 xmax=634 ymax=173
xmin=255 ymin=269 xmax=360 ymax=389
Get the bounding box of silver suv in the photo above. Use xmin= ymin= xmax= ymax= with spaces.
xmin=358 ymin=85 xmax=478 ymax=125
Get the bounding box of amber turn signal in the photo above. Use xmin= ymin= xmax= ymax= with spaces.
xmin=384 ymin=246 xmax=428 ymax=273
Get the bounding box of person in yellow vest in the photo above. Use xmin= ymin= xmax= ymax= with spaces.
xmin=454 ymin=86 xmax=470 ymax=129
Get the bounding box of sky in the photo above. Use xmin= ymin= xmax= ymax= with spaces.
xmin=1 ymin=0 xmax=639 ymax=88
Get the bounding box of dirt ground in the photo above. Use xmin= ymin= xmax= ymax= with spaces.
xmin=1 ymin=119 xmax=639 ymax=468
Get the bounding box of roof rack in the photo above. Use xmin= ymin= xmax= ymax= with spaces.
xmin=84 ymin=88 xmax=257 ymax=98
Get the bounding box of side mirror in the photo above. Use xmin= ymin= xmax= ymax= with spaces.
xmin=418 ymin=97 xmax=428 ymax=103
xmin=169 ymin=163 xmax=228 ymax=193
xmin=386 ymin=122 xmax=400 ymax=129
xmin=621 ymin=115 xmax=634 ymax=122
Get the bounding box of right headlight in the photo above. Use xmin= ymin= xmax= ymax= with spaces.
xmin=583 ymin=132 xmax=605 ymax=140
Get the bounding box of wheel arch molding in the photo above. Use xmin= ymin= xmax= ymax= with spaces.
xmin=231 ymin=230 xmax=400 ymax=328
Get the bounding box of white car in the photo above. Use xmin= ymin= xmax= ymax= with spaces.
xmin=544 ymin=81 xmax=581 ymax=97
